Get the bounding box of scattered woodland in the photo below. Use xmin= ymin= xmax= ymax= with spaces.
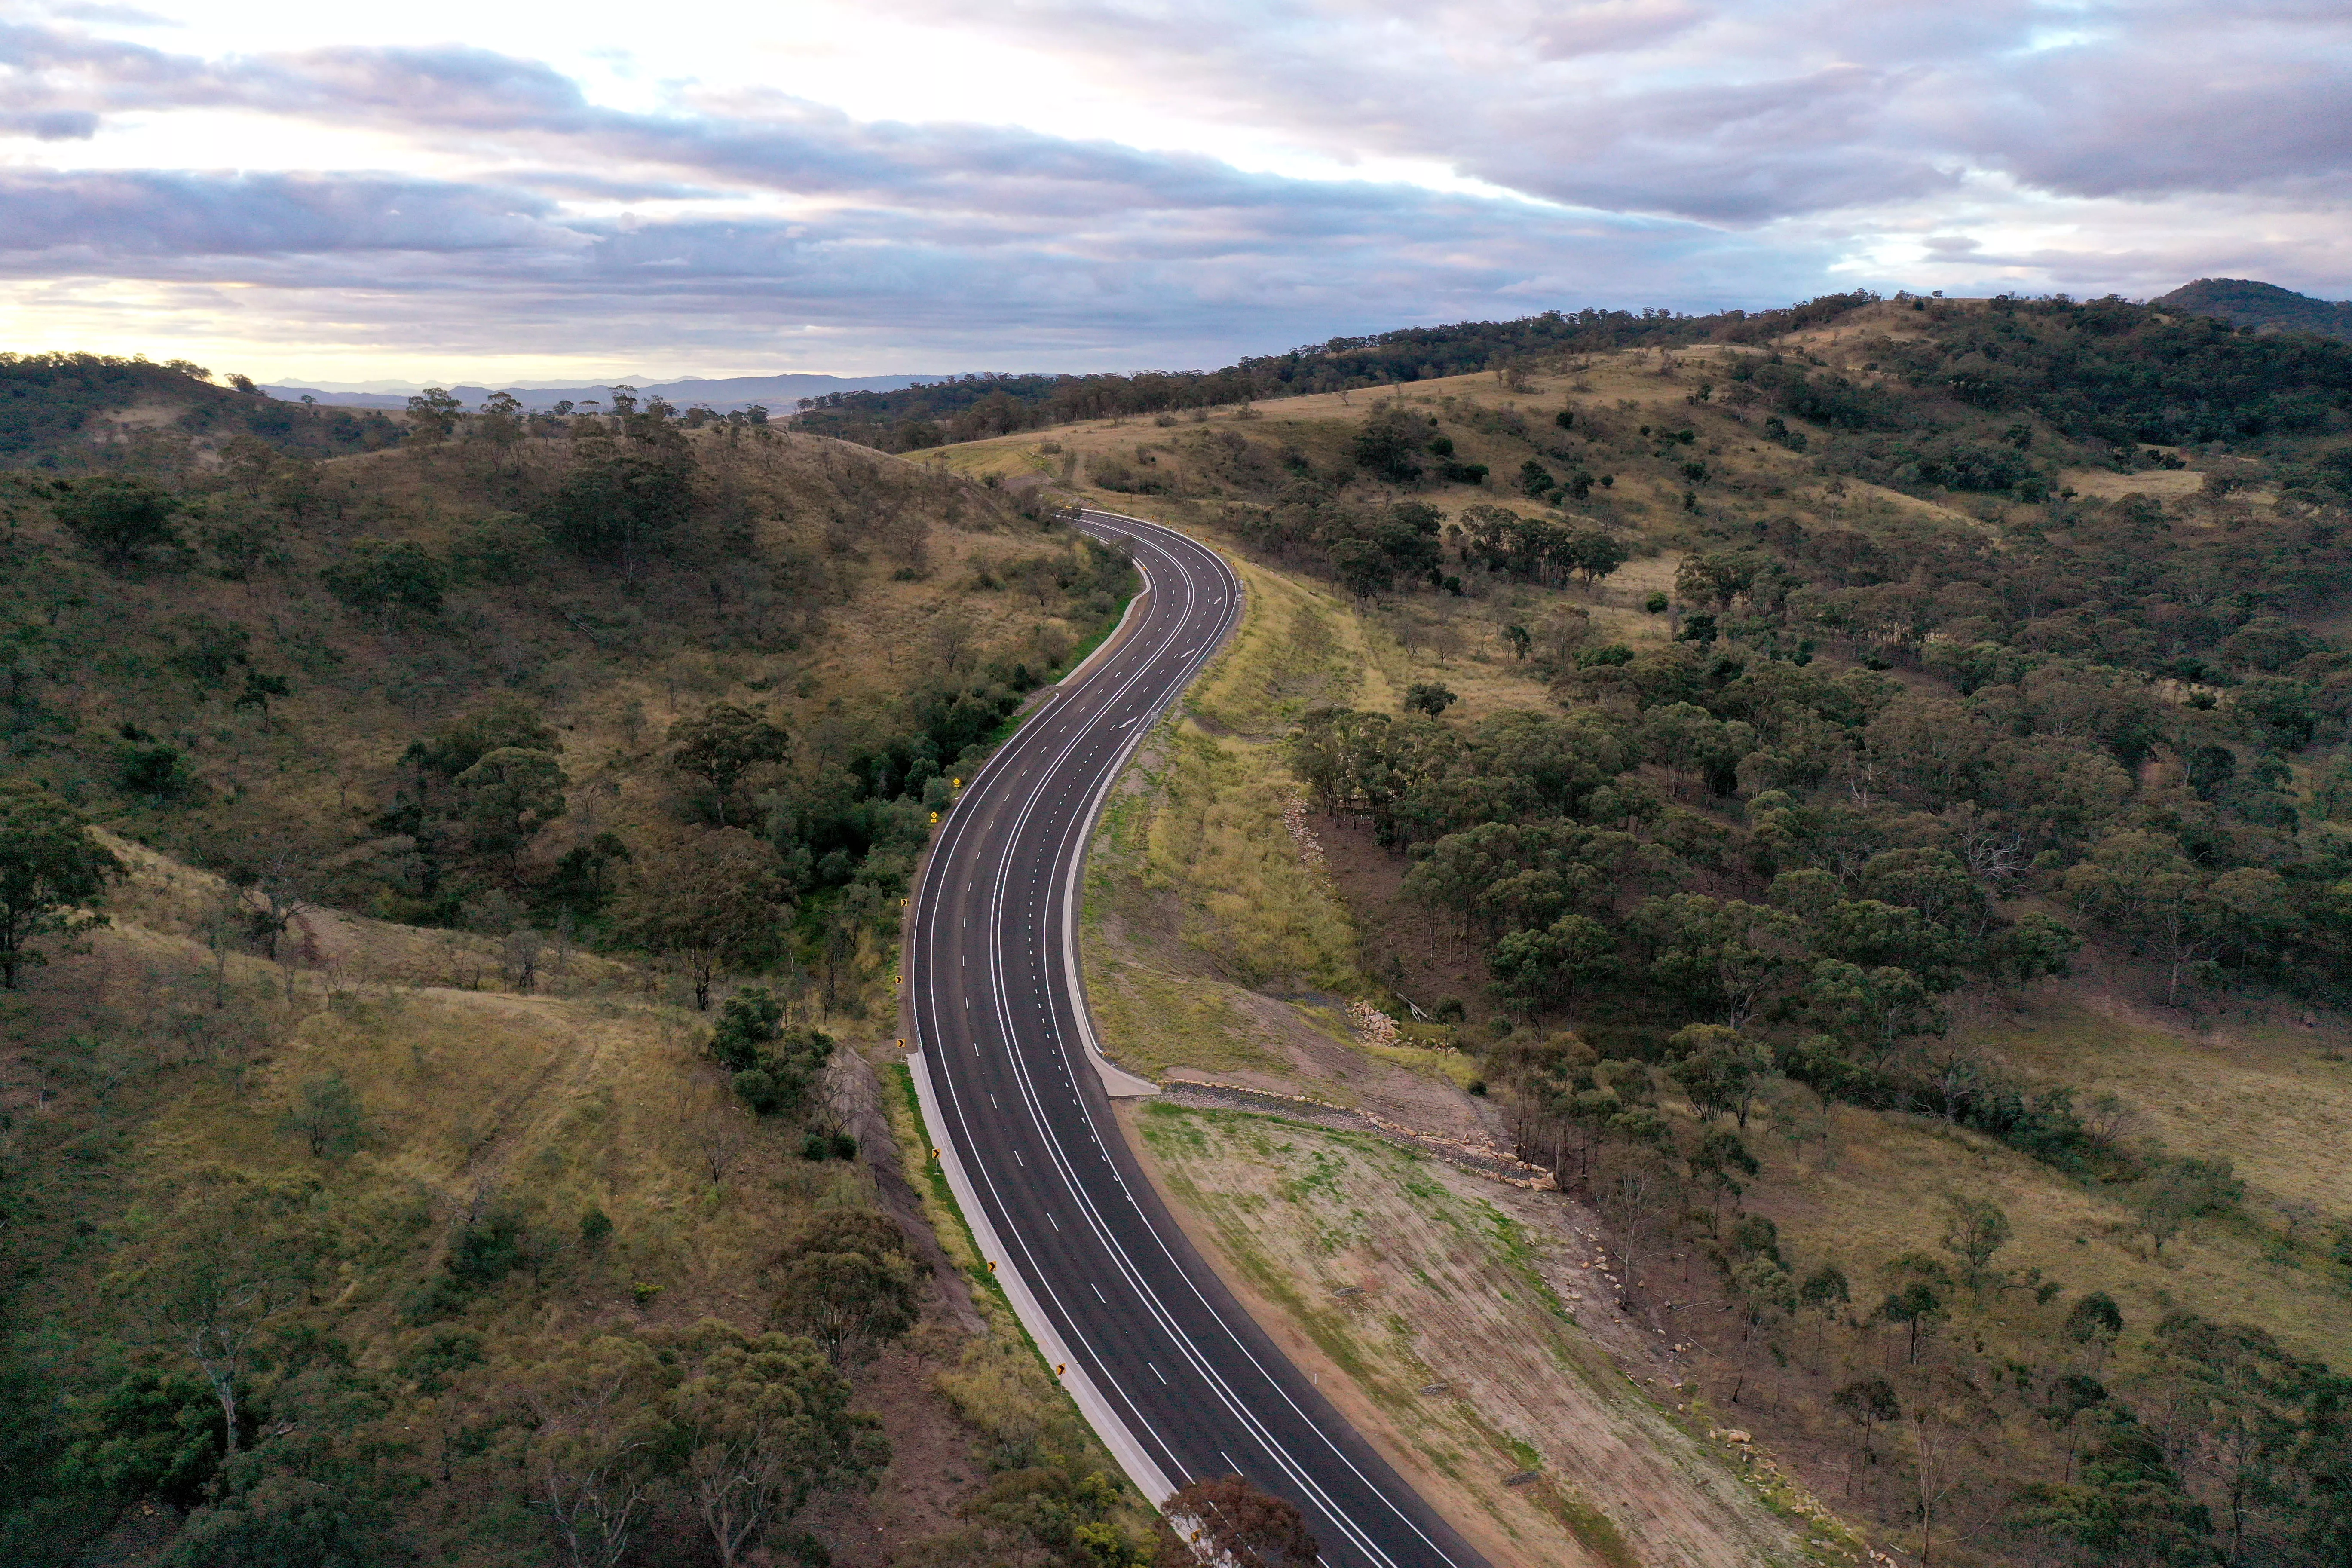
xmin=0 ymin=364 xmax=1170 ymax=1567
xmin=938 ymin=291 xmax=2352 ymax=1567
xmin=10 ymin=284 xmax=2352 ymax=1568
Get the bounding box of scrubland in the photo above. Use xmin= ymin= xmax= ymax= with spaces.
xmin=954 ymin=294 xmax=2352 ymax=1566
xmin=0 ymin=398 xmax=1153 ymax=1567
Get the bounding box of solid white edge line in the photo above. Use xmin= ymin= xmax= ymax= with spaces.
xmin=1057 ymin=515 xmax=1455 ymax=1568
xmin=901 ymin=523 xmax=1194 ymax=1509
xmin=1058 ymin=519 xmax=1237 ymax=1099
xmin=905 ymin=1043 xmax=1180 ymax=1507
xmin=1053 ymin=553 xmax=1152 ymax=691
xmin=911 ymin=511 xmax=1444 ymax=1565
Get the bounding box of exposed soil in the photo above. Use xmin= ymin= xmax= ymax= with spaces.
xmin=797 ymin=1332 xmax=989 ymax=1566
xmin=1161 ymin=984 xmax=1501 ymax=1146
xmin=1317 ymin=812 xmax=1499 ymax=1030
xmin=1119 ymin=1102 xmax=1836 ymax=1568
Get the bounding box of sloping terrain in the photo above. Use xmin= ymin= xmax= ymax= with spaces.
xmin=1128 ymin=1103 xmax=1843 ymax=1568
xmin=2153 ymin=278 xmax=2352 ymax=343
xmin=0 ymin=390 xmax=1156 ymax=1566
xmin=947 ymin=292 xmax=2352 ymax=1566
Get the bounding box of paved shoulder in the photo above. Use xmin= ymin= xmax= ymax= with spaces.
xmin=906 ymin=510 xmax=1489 ymax=1568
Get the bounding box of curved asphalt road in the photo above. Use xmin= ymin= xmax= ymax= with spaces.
xmin=906 ymin=509 xmax=1488 ymax=1568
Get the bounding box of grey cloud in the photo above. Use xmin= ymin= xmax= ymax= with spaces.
xmin=864 ymin=0 xmax=2352 ymax=220
xmin=0 ymin=25 xmax=1413 ymax=223
xmin=2 ymin=8 xmax=2345 ymax=373
xmin=495 ymin=170 xmax=726 ymax=202
xmin=1948 ymin=45 xmax=2352 ymax=199
xmin=0 ymin=163 xmax=1830 ymax=367
xmin=0 ymin=169 xmax=581 ymax=258
xmin=1474 ymin=63 xmax=1955 ymax=224
xmin=1526 ymin=0 xmax=1709 ymax=60
xmin=0 ymin=107 xmax=94 ymax=138
xmin=12 ymin=7 xmax=2352 ymax=230
xmin=43 ymin=4 xmax=174 ymax=23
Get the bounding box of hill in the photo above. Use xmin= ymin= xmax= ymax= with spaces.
xmin=786 ymin=296 xmax=1852 ymax=450
xmin=15 ymin=284 xmax=2352 ymax=1568
xmin=2153 ymin=277 xmax=2352 ymax=341
xmin=1 ymin=352 xmax=402 ymax=469
xmin=0 ymin=392 xmax=1157 ymax=1566
xmin=929 ymin=289 xmax=2352 ymax=1566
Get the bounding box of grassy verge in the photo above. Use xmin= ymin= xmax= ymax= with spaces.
xmin=1133 ymin=1102 xmax=1847 ymax=1568
xmin=1059 ymin=573 xmax=1144 ymax=677
xmin=885 ymin=1060 xmax=1019 ymax=1324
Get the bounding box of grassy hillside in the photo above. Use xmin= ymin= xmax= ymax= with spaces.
xmin=0 ymin=352 xmax=404 ymax=471
xmin=791 ymin=293 xmax=1879 ymax=451
xmin=0 ymin=390 xmax=1158 ymax=1566
xmin=945 ymin=293 xmax=2352 ymax=1566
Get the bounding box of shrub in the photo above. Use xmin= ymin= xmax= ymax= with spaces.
xmin=710 ymin=987 xmax=835 ymax=1117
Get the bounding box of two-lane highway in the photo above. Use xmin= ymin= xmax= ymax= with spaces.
xmin=906 ymin=510 xmax=1487 ymax=1568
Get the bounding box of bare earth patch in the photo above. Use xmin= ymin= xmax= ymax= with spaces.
xmin=1122 ymin=1103 xmax=1842 ymax=1568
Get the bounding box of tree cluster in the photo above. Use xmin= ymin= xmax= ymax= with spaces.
xmin=793 ymin=306 xmax=1720 ymax=450
xmin=2 ymin=1172 xmax=914 ymax=1568
xmin=1289 ymin=629 xmax=2302 ymax=1160
xmin=0 ymin=352 xmax=397 ymax=471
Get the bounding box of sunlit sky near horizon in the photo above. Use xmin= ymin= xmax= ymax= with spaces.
xmin=2 ymin=0 xmax=2348 ymax=383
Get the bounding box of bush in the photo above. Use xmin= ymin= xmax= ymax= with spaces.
xmin=57 ymin=1367 xmax=225 ymax=1507
xmin=54 ymin=475 xmax=180 ymax=567
xmin=397 ymin=1275 xmax=469 ymax=1327
xmin=710 ymin=988 xmax=836 ymax=1117
xmin=118 ymin=741 xmax=192 ymax=801
xmin=320 ymin=539 xmax=445 ymax=620
xmin=447 ymin=1210 xmax=528 ymax=1289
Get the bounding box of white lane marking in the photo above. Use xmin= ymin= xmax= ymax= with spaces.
xmin=963 ymin=538 xmax=1434 ymax=1568
xmin=918 ymin=519 xmax=1433 ymax=1561
xmin=922 ymin=529 xmax=1230 ymax=1489
xmin=1056 ymin=521 xmax=1441 ymax=1558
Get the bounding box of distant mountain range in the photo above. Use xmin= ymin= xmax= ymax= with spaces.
xmin=2150 ymin=279 xmax=2352 ymax=342
xmin=260 ymin=372 xmax=950 ymax=413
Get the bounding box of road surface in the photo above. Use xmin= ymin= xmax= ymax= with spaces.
xmin=906 ymin=508 xmax=1488 ymax=1568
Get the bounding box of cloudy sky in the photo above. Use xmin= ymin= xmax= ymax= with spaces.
xmin=1 ymin=1 xmax=2347 ymax=383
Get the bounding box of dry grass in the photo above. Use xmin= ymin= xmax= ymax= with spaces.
xmin=1960 ymin=984 xmax=2352 ymax=1235
xmin=0 ymin=417 xmax=1151 ymax=1562
xmin=0 ymin=824 xmax=1115 ymax=1565
xmin=1130 ymin=1104 xmax=1844 ymax=1568
xmin=94 ymin=828 xmax=638 ymax=994
xmin=21 ymin=426 xmax=1108 ymax=937
xmin=2056 ymin=466 xmax=2206 ymax=501
xmin=24 ymin=837 xmax=869 ymax=1344
xmin=919 ymin=349 xmax=1985 ymax=544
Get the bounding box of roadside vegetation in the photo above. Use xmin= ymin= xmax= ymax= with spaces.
xmin=961 ymin=292 xmax=2352 ymax=1567
xmin=0 ymin=366 xmax=1158 ymax=1565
